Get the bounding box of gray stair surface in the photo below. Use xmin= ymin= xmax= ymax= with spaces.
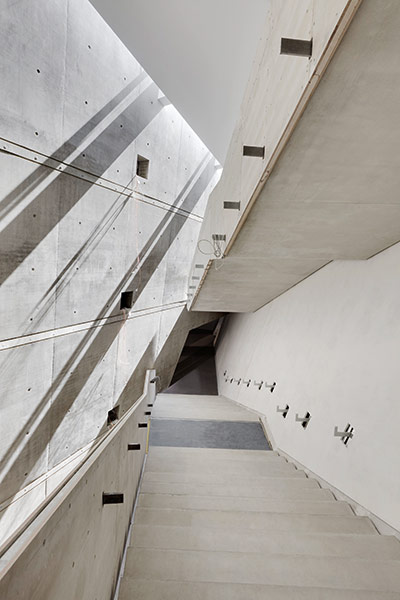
xmin=130 ymin=524 xmax=400 ymax=559
xmin=120 ymin=579 xmax=400 ymax=600
xmin=124 ymin=547 xmax=400 ymax=591
xmin=118 ymin=394 xmax=400 ymax=599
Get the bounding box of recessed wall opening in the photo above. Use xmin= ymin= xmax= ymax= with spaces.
xmin=136 ymin=155 xmax=149 ymax=179
xmin=243 ymin=145 xmax=265 ymax=158
xmin=165 ymin=318 xmax=223 ymax=395
xmin=107 ymin=405 xmax=120 ymax=425
xmin=120 ymin=290 xmax=133 ymax=310
xmin=280 ymin=37 xmax=313 ymax=57
xmin=224 ymin=201 xmax=241 ymax=210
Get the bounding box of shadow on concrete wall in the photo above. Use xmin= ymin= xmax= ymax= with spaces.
xmin=0 ymin=155 xmax=216 ymax=507
xmin=165 ymin=356 xmax=218 ymax=395
xmin=0 ymin=72 xmax=160 ymax=286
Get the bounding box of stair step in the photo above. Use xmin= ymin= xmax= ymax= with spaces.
xmin=151 ymin=407 xmax=257 ymax=421
xmin=134 ymin=508 xmax=377 ymax=535
xmin=148 ymin=446 xmax=278 ymax=459
xmin=147 ymin=447 xmax=283 ymax=463
xmin=144 ymin=461 xmax=300 ymax=477
xmin=124 ymin=548 xmax=400 ymax=591
xmin=119 ymin=579 xmax=400 ymax=600
xmin=142 ymin=469 xmax=307 ymax=484
xmin=130 ymin=524 xmax=400 ymax=559
xmin=138 ymin=494 xmax=353 ymax=515
xmin=140 ymin=480 xmax=335 ymax=500
xmin=145 ymin=455 xmax=290 ymax=470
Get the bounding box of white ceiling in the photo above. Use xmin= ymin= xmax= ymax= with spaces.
xmin=90 ymin=0 xmax=268 ymax=163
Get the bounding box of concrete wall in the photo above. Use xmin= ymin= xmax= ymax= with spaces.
xmin=216 ymin=243 xmax=400 ymax=532
xmin=0 ymin=0 xmax=219 ymax=545
xmin=188 ymin=0 xmax=358 ymax=309
xmin=0 ymin=372 xmax=154 ymax=600
xmin=165 ymin=357 xmax=218 ymax=396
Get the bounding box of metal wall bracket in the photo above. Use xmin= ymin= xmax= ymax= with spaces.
xmin=254 ymin=381 xmax=264 ymax=390
xmin=277 ymin=404 xmax=289 ymax=418
xmin=265 ymin=381 xmax=276 ymax=393
xmin=296 ymin=412 xmax=311 ymax=429
xmin=232 ymin=378 xmax=241 ymax=385
xmin=242 ymin=379 xmax=251 ymax=387
xmin=334 ymin=424 xmax=354 ymax=445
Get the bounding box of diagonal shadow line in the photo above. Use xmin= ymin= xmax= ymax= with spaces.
xmin=0 ymin=71 xmax=148 ymax=218
xmin=30 ymin=189 xmax=132 ymax=330
xmin=0 ymin=79 xmax=162 ymax=286
xmin=0 ymin=156 xmax=216 ymax=504
xmin=0 ymin=186 xmax=133 ymax=396
xmin=0 ymin=337 xmax=156 ymax=530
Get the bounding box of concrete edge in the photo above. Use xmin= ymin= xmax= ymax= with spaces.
xmin=277 ymin=448 xmax=400 ymax=541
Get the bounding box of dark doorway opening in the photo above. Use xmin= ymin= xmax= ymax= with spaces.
xmin=165 ymin=319 xmax=222 ymax=395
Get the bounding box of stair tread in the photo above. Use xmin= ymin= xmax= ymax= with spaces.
xmin=135 ymin=507 xmax=377 ymax=534
xmin=124 ymin=548 xmax=400 ymax=591
xmin=148 ymin=446 xmax=278 ymax=458
xmin=140 ymin=480 xmax=334 ymax=500
xmin=146 ymin=451 xmax=285 ymax=465
xmin=138 ymin=494 xmax=353 ymax=515
xmin=130 ymin=524 xmax=400 ymax=558
xmin=145 ymin=459 xmax=296 ymax=473
xmin=142 ymin=471 xmax=312 ymax=483
xmin=119 ymin=579 xmax=400 ymax=600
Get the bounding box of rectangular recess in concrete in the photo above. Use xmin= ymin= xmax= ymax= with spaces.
xmin=149 ymin=419 xmax=271 ymax=450
xmin=128 ymin=443 xmax=141 ymax=451
xmin=242 ymin=146 xmax=265 ymax=158
xmin=120 ymin=291 xmax=133 ymax=309
xmin=280 ymin=37 xmax=313 ymax=57
xmin=102 ymin=493 xmax=124 ymax=505
xmin=136 ymin=154 xmax=149 ymax=178
xmin=224 ymin=201 xmax=241 ymax=210
xmin=107 ymin=405 xmax=120 ymax=425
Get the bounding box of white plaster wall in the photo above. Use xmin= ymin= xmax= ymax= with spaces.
xmin=0 ymin=0 xmax=219 ymax=545
xmin=216 ymin=243 xmax=400 ymax=532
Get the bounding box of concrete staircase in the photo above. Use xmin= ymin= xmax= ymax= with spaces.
xmin=118 ymin=393 xmax=400 ymax=599
xmin=119 ymin=445 xmax=400 ymax=598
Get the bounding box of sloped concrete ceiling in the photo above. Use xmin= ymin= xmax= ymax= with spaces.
xmin=190 ymin=0 xmax=400 ymax=312
xmin=90 ymin=0 xmax=268 ymax=163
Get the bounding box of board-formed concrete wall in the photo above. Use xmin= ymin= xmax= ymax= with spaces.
xmin=0 ymin=372 xmax=155 ymax=600
xmin=0 ymin=0 xmax=220 ymax=545
xmin=216 ymin=243 xmax=400 ymax=532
